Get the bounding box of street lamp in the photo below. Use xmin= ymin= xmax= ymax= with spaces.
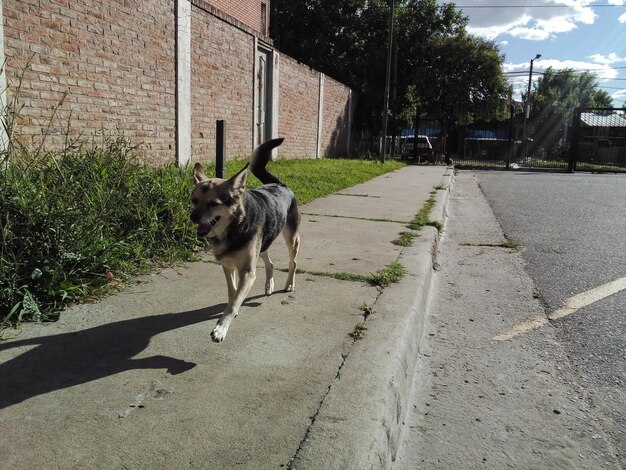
xmin=381 ymin=0 xmax=395 ymax=163
xmin=522 ymin=54 xmax=541 ymax=159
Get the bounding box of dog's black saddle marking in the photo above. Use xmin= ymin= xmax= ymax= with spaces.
xmin=221 ymin=184 xmax=296 ymax=256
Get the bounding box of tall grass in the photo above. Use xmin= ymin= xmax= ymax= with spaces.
xmin=0 ymin=137 xmax=200 ymax=324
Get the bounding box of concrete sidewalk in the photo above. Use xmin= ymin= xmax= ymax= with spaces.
xmin=0 ymin=164 xmax=452 ymax=470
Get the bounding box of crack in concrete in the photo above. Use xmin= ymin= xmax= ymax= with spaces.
xmin=286 ymin=287 xmax=386 ymax=469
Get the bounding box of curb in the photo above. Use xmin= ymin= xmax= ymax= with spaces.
xmin=291 ymin=168 xmax=454 ymax=469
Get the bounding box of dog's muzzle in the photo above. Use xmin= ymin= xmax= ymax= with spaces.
xmin=196 ymin=216 xmax=220 ymax=238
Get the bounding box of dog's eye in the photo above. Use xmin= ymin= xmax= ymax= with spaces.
xmin=208 ymin=201 xmax=220 ymax=208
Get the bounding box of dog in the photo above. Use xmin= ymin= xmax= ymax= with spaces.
xmin=190 ymin=138 xmax=301 ymax=342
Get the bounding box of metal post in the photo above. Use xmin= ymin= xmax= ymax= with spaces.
xmin=381 ymin=0 xmax=395 ymax=163
xmin=522 ymin=54 xmax=541 ymax=160
xmin=216 ymin=120 xmax=225 ymax=178
xmin=506 ymin=94 xmax=514 ymax=169
xmin=567 ymin=108 xmax=581 ymax=173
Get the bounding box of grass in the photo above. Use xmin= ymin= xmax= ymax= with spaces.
xmin=217 ymin=157 xmax=405 ymax=205
xmin=367 ymin=261 xmax=407 ymax=287
xmin=407 ymin=191 xmax=438 ymax=231
xmin=0 ymin=140 xmax=404 ymax=328
xmin=288 ymin=260 xmax=407 ymax=288
xmin=1 ymin=138 xmax=199 ymax=326
xmin=392 ymin=231 xmax=418 ymax=247
xmin=349 ymin=322 xmax=368 ymax=340
xmin=392 ymin=188 xmax=443 ymax=248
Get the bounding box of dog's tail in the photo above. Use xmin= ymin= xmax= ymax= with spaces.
xmin=250 ymin=137 xmax=285 ymax=185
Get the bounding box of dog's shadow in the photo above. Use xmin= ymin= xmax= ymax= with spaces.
xmin=0 ymin=303 xmax=228 ymax=410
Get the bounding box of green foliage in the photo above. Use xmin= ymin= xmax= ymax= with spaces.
xmin=273 ymin=0 xmax=510 ymax=135
xmin=0 ymin=138 xmax=199 ymax=324
xmin=367 ymin=261 xmax=407 ymax=287
xmin=407 ymin=192 xmax=437 ymax=230
xmin=529 ymin=67 xmax=613 ymax=155
xmin=392 ymin=231 xmax=418 ymax=247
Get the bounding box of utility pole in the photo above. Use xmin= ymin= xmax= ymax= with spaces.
xmin=381 ymin=0 xmax=395 ymax=163
xmin=522 ymin=53 xmax=541 ymax=160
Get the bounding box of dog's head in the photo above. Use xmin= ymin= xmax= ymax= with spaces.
xmin=190 ymin=163 xmax=248 ymax=238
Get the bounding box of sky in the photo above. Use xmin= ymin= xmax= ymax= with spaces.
xmin=437 ymin=1 xmax=626 ymax=106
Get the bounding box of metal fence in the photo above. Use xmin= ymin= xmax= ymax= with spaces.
xmin=455 ymin=108 xmax=626 ymax=173
xmin=568 ymin=108 xmax=626 ymax=173
xmin=353 ymin=109 xmax=626 ymax=173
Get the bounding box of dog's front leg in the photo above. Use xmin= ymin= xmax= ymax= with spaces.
xmin=211 ymin=263 xmax=256 ymax=343
xmin=222 ymin=265 xmax=237 ymax=302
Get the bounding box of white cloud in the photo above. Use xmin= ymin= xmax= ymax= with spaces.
xmin=619 ymin=12 xmax=626 ymax=23
xmin=504 ymin=57 xmax=623 ymax=102
xmin=587 ymin=53 xmax=626 ymax=65
xmin=447 ymin=0 xmax=600 ymax=41
xmin=506 ymin=26 xmax=551 ymax=41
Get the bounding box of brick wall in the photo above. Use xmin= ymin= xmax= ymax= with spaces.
xmin=3 ymin=0 xmax=177 ymax=166
xmin=191 ymin=3 xmax=255 ymax=161
xmin=321 ymin=76 xmax=351 ymax=158
xmin=278 ymin=54 xmax=320 ymax=158
xmin=207 ymin=0 xmax=269 ymax=36
xmin=1 ymin=0 xmax=351 ymax=165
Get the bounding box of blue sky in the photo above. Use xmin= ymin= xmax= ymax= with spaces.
xmin=438 ymin=1 xmax=626 ymax=106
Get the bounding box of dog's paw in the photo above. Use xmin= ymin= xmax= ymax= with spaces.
xmin=211 ymin=324 xmax=228 ymax=343
xmin=265 ymin=278 xmax=274 ymax=296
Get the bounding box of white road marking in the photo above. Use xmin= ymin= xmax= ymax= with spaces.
xmin=493 ymin=276 xmax=626 ymax=342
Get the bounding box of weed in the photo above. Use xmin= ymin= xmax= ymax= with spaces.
xmin=392 ymin=231 xmax=418 ymax=247
xmin=407 ymin=193 xmax=437 ymax=231
xmin=426 ymin=220 xmax=444 ymax=233
xmin=503 ymin=238 xmax=519 ymax=250
xmin=284 ymin=261 xmax=406 ymax=288
xmin=367 ymin=261 xmax=407 ymax=288
xmin=360 ymin=303 xmax=373 ymax=318
xmin=0 ymin=137 xmax=199 ymax=326
xmin=349 ymin=322 xmax=368 ymax=340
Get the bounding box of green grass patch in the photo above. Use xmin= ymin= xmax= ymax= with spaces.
xmin=1 ymin=138 xmax=200 ymax=326
xmin=290 ymin=261 xmax=406 ymax=288
xmin=407 ymin=192 xmax=437 ymax=231
xmin=392 ymin=231 xmax=418 ymax=247
xmin=349 ymin=322 xmax=368 ymax=340
xmin=367 ymin=261 xmax=407 ymax=287
xmin=206 ymin=157 xmax=405 ymax=205
xmin=403 ymin=190 xmax=443 ymax=237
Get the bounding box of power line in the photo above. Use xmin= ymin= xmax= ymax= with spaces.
xmin=454 ymin=4 xmax=625 ymax=8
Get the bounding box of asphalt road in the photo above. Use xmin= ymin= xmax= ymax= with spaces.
xmin=477 ymin=170 xmax=626 ymax=466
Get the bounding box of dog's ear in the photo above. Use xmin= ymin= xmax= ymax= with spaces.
xmin=193 ymin=163 xmax=209 ymax=184
xmin=228 ymin=164 xmax=249 ymax=196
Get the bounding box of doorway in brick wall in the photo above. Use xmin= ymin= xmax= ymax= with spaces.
xmin=255 ymin=45 xmax=273 ymax=146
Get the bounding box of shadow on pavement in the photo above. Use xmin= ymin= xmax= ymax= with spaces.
xmin=0 ymin=304 xmax=226 ymax=409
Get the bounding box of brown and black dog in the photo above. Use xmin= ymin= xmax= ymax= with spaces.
xmin=190 ymin=138 xmax=301 ymax=342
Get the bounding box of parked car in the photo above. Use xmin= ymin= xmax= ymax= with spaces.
xmin=401 ymin=135 xmax=434 ymax=162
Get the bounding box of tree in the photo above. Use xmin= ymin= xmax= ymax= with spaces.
xmin=529 ymin=68 xmax=613 ymax=158
xmin=402 ymin=31 xmax=510 ymax=152
xmin=272 ymin=0 xmax=511 ymax=147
